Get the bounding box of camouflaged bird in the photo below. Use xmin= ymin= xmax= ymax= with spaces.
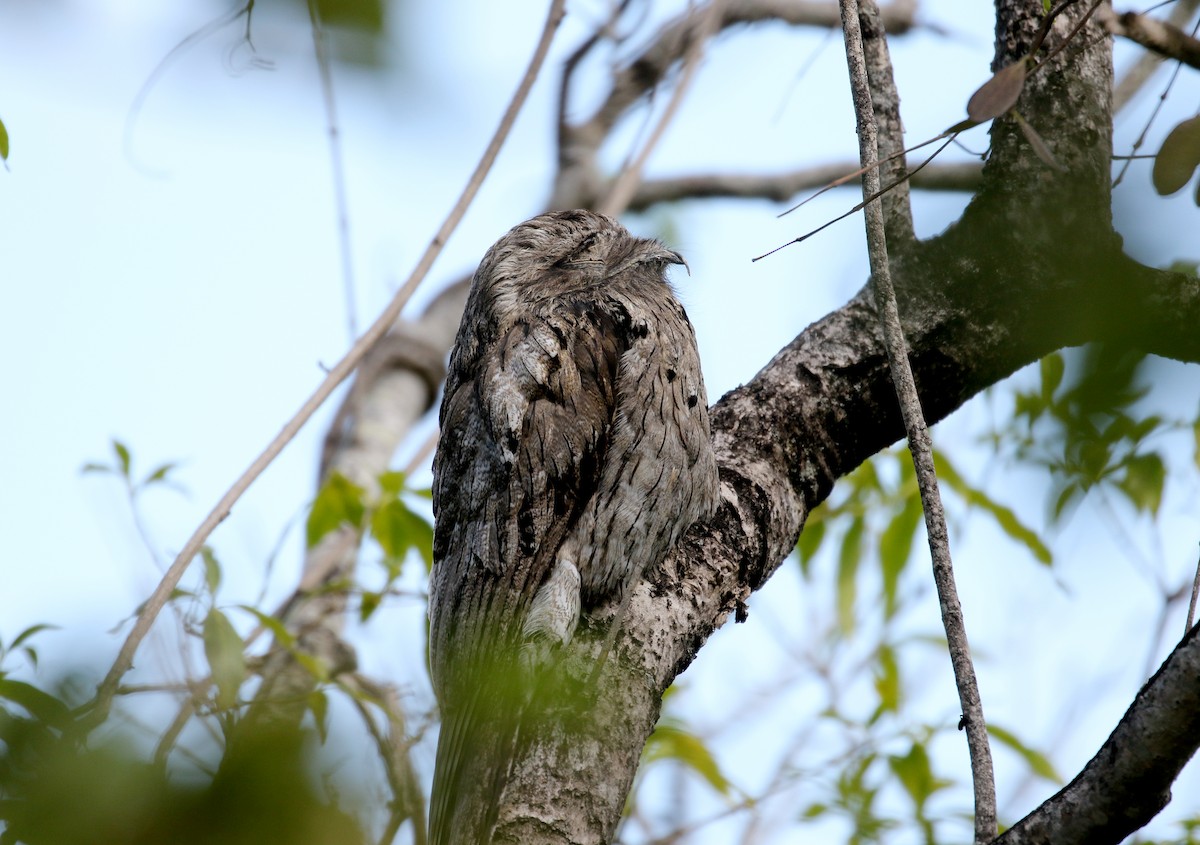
xmin=428 ymin=209 xmax=718 ymax=844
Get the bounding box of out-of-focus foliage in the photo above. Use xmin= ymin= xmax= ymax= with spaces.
xmin=0 ymin=712 xmax=364 ymax=845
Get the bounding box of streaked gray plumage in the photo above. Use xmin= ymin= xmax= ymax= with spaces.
xmin=428 ymin=209 xmax=718 ymax=844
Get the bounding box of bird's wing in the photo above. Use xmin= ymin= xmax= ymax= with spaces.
xmin=428 ymin=297 xmax=628 ymax=845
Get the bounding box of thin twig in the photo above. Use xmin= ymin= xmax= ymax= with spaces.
xmin=307 ymin=0 xmax=359 ymax=341
xmin=839 ymin=1 xmax=996 ymax=842
xmin=1187 ymin=543 xmax=1200 ymax=635
xmin=79 ymin=0 xmax=569 ymax=736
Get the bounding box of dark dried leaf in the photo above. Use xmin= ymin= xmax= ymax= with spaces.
xmin=966 ymin=60 xmax=1028 ymax=123
xmin=1153 ymin=115 xmax=1200 ymax=196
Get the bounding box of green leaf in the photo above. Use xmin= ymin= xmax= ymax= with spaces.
xmin=989 ymin=723 xmax=1060 ymax=782
xmin=359 ymin=590 xmax=382 ymax=622
xmin=236 ymin=605 xmax=296 ymax=649
xmin=203 ymin=608 xmax=245 ymax=710
xmin=9 ymin=623 xmax=57 ymax=651
xmin=142 ymin=462 xmax=177 ymax=486
xmin=201 ymin=546 xmax=221 ymax=596
xmin=306 ymin=473 xmax=366 ymax=548
xmin=80 ymin=462 xmax=113 ymax=475
xmin=837 ymin=517 xmax=864 ymax=634
xmin=936 ymin=452 xmax=1051 ymax=565
xmin=378 ymin=470 xmax=406 ymax=496
xmin=644 ymin=723 xmax=732 ymax=796
xmin=888 ymin=742 xmax=950 ymax=813
xmin=371 ymin=498 xmax=423 ymax=563
xmin=308 ymin=690 xmax=330 ymax=743
xmin=1116 ymin=452 xmax=1165 ymax=515
xmin=1193 ymin=414 xmax=1200 ymax=472
xmin=872 ymin=644 xmax=901 ymax=718
xmin=1040 ymin=353 xmax=1064 ymax=401
xmin=879 ymin=497 xmax=922 ymax=618
xmin=796 ymin=516 xmax=826 ymax=578
xmin=112 ymin=440 xmax=132 ymax=478
xmin=0 ymin=678 xmax=71 ymax=726
xmin=0 ymin=116 xmax=8 ymax=161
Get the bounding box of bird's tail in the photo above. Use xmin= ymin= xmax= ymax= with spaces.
xmin=428 ymin=665 xmax=527 ymax=845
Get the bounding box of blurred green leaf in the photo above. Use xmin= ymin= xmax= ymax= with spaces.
xmin=1040 ymin=353 xmax=1064 ymax=401
xmin=378 ymin=470 xmax=405 ymax=496
xmin=359 ymin=590 xmax=382 ymax=622
xmin=201 ymin=546 xmax=221 ymax=597
xmin=113 ymin=440 xmax=132 ymax=478
xmin=936 ymin=452 xmax=1051 ymax=565
xmin=888 ymin=742 xmax=951 ymax=815
xmin=0 ymin=116 xmax=8 ymax=161
xmin=203 ymin=609 xmax=245 ymax=710
xmin=8 ymin=624 xmax=57 ymax=653
xmin=879 ymin=496 xmax=922 ymax=617
xmin=989 ymin=723 xmax=1060 ymax=782
xmin=237 ymin=606 xmax=296 ymax=649
xmin=0 ymin=679 xmax=70 ymax=727
xmin=643 ymin=723 xmax=732 ymax=796
xmin=1193 ymin=414 xmax=1200 ymax=471
xmin=872 ymin=644 xmax=901 ymax=719
xmin=370 ymin=498 xmax=431 ymax=568
xmin=796 ymin=516 xmax=826 ymax=578
xmin=1116 ymin=452 xmax=1165 ymax=515
xmin=837 ymin=517 xmax=864 ymax=634
xmin=142 ymin=462 xmax=177 ymax=486
xmin=308 ymin=690 xmax=330 ymax=743
xmin=307 ymin=473 xmax=365 ymax=548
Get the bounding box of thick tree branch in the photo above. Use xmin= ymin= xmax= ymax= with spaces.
xmin=995 ymin=624 xmax=1200 ymax=845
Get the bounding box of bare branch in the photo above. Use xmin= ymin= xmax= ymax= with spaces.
xmin=553 ymin=0 xmax=918 ymax=208
xmin=1100 ymin=5 xmax=1200 ymax=72
xmin=80 ymin=0 xmax=569 ymax=736
xmin=996 ymin=625 xmax=1200 ymax=845
xmin=624 ymin=160 xmax=981 ymax=208
xmin=840 ymin=1 xmax=996 ymax=842
xmin=1111 ymin=0 xmax=1200 ymax=112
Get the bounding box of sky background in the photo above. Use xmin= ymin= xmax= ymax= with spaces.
xmin=3 ymin=0 xmax=1200 ymax=842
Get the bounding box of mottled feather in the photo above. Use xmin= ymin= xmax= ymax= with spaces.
xmin=428 ymin=210 xmax=718 ymax=845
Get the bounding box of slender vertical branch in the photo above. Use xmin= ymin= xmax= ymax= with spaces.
xmin=856 ymin=0 xmax=913 ymax=244
xmin=838 ymin=1 xmax=997 ymax=842
xmin=79 ymin=0 xmax=569 ymax=735
xmin=307 ymin=0 xmax=359 ymax=341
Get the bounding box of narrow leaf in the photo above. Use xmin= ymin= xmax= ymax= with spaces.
xmin=837 ymin=517 xmax=864 ymax=634
xmin=237 ymin=605 xmax=296 ymax=648
xmin=203 ymin=609 xmax=246 ymax=710
xmin=112 ymin=440 xmax=132 ymax=478
xmin=0 ymin=116 xmax=8 ymax=161
xmin=989 ymin=723 xmax=1060 ymax=782
xmin=1152 ymin=115 xmax=1200 ymax=196
xmin=966 ymin=60 xmax=1028 ymax=123
xmin=1014 ymin=111 xmax=1066 ymax=171
xmin=0 ymin=679 xmax=71 ymax=727
xmin=644 ymin=724 xmax=732 ymax=796
xmin=309 ymin=690 xmax=330 ymax=743
xmin=9 ymin=623 xmax=57 ymax=651
xmin=201 ymin=546 xmax=221 ymax=596
xmin=1040 ymin=353 xmax=1064 ymax=400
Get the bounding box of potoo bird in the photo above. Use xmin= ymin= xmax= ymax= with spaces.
xmin=428 ymin=209 xmax=719 ymax=844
